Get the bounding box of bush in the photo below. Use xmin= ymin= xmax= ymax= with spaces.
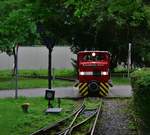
xmin=131 ymin=68 xmax=150 ymax=133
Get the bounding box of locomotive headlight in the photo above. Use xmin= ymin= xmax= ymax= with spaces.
xmin=79 ymin=71 xmax=93 ymax=75
xmin=92 ymin=52 xmax=96 ymax=57
xmin=101 ymin=71 xmax=108 ymax=75
xmin=80 ymin=72 xmax=85 ymax=75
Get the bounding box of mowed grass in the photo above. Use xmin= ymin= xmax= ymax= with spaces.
xmin=0 ymin=69 xmax=74 ymax=90
xmin=0 ymin=78 xmax=74 ymax=90
xmin=0 ymin=69 xmax=75 ymax=78
xmin=0 ymin=97 xmax=75 ymax=135
xmin=112 ymin=77 xmax=130 ymax=85
xmin=0 ymin=69 xmax=130 ymax=90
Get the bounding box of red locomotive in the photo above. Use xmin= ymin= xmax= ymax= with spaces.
xmin=74 ymin=50 xmax=112 ymax=97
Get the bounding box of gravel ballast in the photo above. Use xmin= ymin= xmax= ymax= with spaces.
xmin=94 ymin=98 xmax=137 ymax=135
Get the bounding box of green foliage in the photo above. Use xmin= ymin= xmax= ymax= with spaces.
xmin=0 ymin=0 xmax=39 ymax=55
xmin=114 ymin=67 xmax=128 ymax=72
xmin=145 ymin=5 xmax=150 ymax=27
xmin=0 ymin=0 xmax=149 ymax=69
xmin=107 ymin=0 xmax=145 ymax=26
xmin=0 ymin=0 xmax=73 ymax=54
xmin=131 ymin=68 xmax=150 ymax=133
xmin=65 ymin=0 xmax=150 ymax=69
xmin=65 ymin=0 xmax=97 ymax=17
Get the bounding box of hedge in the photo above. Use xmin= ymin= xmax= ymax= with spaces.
xmin=131 ymin=68 xmax=150 ymax=133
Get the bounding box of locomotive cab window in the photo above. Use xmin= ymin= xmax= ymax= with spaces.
xmin=83 ymin=54 xmax=105 ymax=61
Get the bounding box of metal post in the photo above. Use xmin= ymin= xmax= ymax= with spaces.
xmin=52 ymin=68 xmax=55 ymax=88
xmin=15 ymin=45 xmax=19 ymax=99
xmin=128 ymin=43 xmax=132 ymax=78
xmin=58 ymin=98 xmax=61 ymax=108
xmin=48 ymin=99 xmax=51 ymax=108
xmin=48 ymin=48 xmax=52 ymax=89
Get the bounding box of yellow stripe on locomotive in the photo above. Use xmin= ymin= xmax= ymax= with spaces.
xmin=74 ymin=81 xmax=112 ymax=97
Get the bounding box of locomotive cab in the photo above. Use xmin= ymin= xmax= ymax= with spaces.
xmin=74 ymin=51 xmax=112 ymax=97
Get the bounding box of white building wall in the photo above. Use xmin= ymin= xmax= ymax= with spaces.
xmin=0 ymin=46 xmax=76 ymax=69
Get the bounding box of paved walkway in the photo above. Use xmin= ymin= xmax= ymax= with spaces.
xmin=0 ymin=85 xmax=132 ymax=98
xmin=109 ymin=85 xmax=132 ymax=97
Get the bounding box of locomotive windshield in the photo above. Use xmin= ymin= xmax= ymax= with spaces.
xmin=83 ymin=54 xmax=105 ymax=61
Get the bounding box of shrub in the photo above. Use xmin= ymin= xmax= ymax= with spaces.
xmin=131 ymin=68 xmax=150 ymax=133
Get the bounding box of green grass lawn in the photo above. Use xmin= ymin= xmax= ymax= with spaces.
xmin=0 ymin=97 xmax=102 ymax=135
xmin=0 ymin=78 xmax=74 ymax=90
xmin=0 ymin=69 xmax=75 ymax=90
xmin=0 ymin=69 xmax=130 ymax=90
xmin=0 ymin=97 xmax=75 ymax=135
xmin=0 ymin=69 xmax=75 ymax=78
xmin=112 ymin=77 xmax=130 ymax=85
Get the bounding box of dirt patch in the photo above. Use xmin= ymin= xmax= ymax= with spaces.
xmin=94 ymin=98 xmax=137 ymax=135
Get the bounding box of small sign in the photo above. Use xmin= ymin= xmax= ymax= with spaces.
xmin=45 ymin=89 xmax=55 ymax=100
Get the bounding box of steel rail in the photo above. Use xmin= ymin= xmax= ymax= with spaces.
xmin=55 ymin=107 xmax=85 ymax=135
xmin=67 ymin=99 xmax=102 ymax=135
xmin=31 ymin=98 xmax=102 ymax=135
xmin=68 ymin=108 xmax=98 ymax=135
xmin=63 ymin=106 xmax=85 ymax=135
xmin=55 ymin=99 xmax=86 ymax=135
xmin=90 ymin=102 xmax=102 ymax=135
xmin=30 ymin=99 xmax=85 ymax=135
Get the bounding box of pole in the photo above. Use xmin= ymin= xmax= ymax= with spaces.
xmin=15 ymin=45 xmax=19 ymax=99
xmin=128 ymin=43 xmax=131 ymax=78
xmin=48 ymin=48 xmax=52 ymax=89
xmin=48 ymin=99 xmax=51 ymax=108
xmin=52 ymin=68 xmax=55 ymax=88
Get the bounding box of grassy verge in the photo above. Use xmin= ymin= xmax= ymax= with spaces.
xmin=18 ymin=69 xmax=76 ymax=77
xmin=0 ymin=69 xmax=130 ymax=90
xmin=0 ymin=69 xmax=74 ymax=90
xmin=0 ymin=78 xmax=74 ymax=90
xmin=0 ymin=97 xmax=75 ymax=135
xmin=112 ymin=77 xmax=130 ymax=85
xmin=0 ymin=97 xmax=102 ymax=135
xmin=0 ymin=69 xmax=75 ymax=78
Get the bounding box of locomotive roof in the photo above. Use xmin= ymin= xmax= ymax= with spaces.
xmin=78 ymin=50 xmax=110 ymax=54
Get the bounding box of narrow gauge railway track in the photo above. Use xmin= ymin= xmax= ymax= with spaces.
xmin=31 ymin=99 xmax=85 ymax=135
xmin=31 ymin=98 xmax=102 ymax=135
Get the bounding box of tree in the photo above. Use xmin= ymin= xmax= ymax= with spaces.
xmin=0 ymin=0 xmax=68 ymax=52
xmin=0 ymin=0 xmax=149 ymax=69
xmin=0 ymin=0 xmax=38 ymax=55
xmin=65 ymin=0 xmax=150 ymax=69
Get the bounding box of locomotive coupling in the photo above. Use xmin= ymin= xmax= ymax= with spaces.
xmin=88 ymin=81 xmax=99 ymax=92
